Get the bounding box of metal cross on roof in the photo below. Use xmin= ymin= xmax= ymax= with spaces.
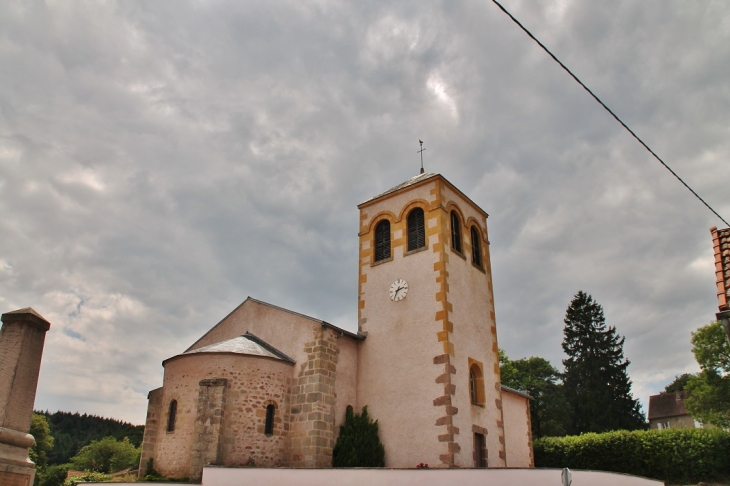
xmin=417 ymin=139 xmax=425 ymax=174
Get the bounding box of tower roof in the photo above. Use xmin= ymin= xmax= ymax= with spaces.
xmin=358 ymin=172 xmax=488 ymax=219
xmin=360 ymin=172 xmax=438 ymax=206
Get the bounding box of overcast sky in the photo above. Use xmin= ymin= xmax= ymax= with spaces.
xmin=2 ymin=0 xmax=729 ymax=425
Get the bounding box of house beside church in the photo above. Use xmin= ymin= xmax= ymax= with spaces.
xmin=647 ymin=391 xmax=703 ymax=430
xmin=138 ymin=172 xmax=533 ymax=481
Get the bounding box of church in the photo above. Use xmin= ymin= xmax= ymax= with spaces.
xmin=138 ymin=172 xmax=533 ymax=481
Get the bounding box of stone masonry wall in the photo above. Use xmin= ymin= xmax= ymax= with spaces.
xmin=138 ymin=387 xmax=162 ymax=477
xmin=152 ymin=353 xmax=292 ymax=479
xmin=0 ymin=311 xmax=50 ymax=433
xmin=288 ymin=328 xmax=339 ymax=468
xmin=219 ymin=363 xmax=289 ymax=468
xmin=189 ymin=379 xmax=227 ymax=482
xmin=0 ymin=309 xmax=51 ymax=486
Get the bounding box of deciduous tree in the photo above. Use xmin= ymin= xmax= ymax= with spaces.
xmin=685 ymin=321 xmax=730 ymax=428
xmin=663 ymin=373 xmax=694 ymax=393
xmin=499 ymin=350 xmax=569 ymax=437
xmin=70 ymin=436 xmax=139 ymax=474
xmin=30 ymin=413 xmax=54 ymax=484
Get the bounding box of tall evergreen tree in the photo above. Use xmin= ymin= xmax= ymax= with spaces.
xmin=562 ymin=291 xmax=644 ymax=434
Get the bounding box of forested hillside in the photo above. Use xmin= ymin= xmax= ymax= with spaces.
xmin=35 ymin=411 xmax=144 ymax=465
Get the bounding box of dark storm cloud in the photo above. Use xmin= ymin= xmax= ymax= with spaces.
xmin=0 ymin=0 xmax=728 ymax=422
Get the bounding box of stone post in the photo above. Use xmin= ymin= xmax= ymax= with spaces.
xmin=190 ymin=378 xmax=227 ymax=482
xmin=0 ymin=308 xmax=51 ymax=486
xmin=137 ymin=387 xmax=163 ymax=479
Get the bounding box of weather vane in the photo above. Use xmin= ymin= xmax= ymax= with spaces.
xmin=417 ymin=139 xmax=425 ymax=174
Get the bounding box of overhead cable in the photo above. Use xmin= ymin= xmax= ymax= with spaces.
xmin=491 ymin=0 xmax=729 ymax=227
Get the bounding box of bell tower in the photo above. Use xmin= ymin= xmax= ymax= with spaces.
xmin=355 ymin=173 xmax=505 ymax=468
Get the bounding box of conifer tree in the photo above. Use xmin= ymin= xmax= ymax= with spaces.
xmin=332 ymin=406 xmax=385 ymax=467
xmin=562 ymin=291 xmax=644 ymax=434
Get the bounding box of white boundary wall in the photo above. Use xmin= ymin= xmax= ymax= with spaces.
xmin=199 ymin=467 xmax=663 ymax=486
xmin=90 ymin=467 xmax=663 ymax=486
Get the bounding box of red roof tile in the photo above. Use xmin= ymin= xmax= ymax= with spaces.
xmin=647 ymin=391 xmax=690 ymax=420
xmin=711 ymin=226 xmax=730 ymax=311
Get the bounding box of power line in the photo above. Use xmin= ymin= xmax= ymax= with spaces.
xmin=491 ymin=0 xmax=729 ymax=227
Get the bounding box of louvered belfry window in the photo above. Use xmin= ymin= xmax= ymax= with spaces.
xmin=374 ymin=220 xmax=391 ymax=262
xmin=407 ymin=208 xmax=426 ymax=251
xmin=471 ymin=226 xmax=482 ymax=267
xmin=450 ymin=211 xmax=462 ymax=254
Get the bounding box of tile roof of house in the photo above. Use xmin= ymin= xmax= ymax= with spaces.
xmin=711 ymin=227 xmax=730 ymax=311
xmin=647 ymin=391 xmax=690 ymax=420
xmin=171 ymin=332 xmax=295 ymax=365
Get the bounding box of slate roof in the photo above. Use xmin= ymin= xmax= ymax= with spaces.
xmin=168 ymin=332 xmax=295 ymax=365
xmin=359 ymin=172 xmax=438 ymax=205
xmin=501 ymin=385 xmax=533 ymax=401
xmin=647 ymin=391 xmax=690 ymax=420
xmin=711 ymin=226 xmax=730 ymax=311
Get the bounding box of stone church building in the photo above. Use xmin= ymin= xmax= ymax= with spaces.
xmin=139 ymin=173 xmax=533 ymax=480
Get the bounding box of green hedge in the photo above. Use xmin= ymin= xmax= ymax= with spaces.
xmin=534 ymin=428 xmax=730 ymax=484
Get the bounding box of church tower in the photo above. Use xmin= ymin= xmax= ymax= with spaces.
xmin=356 ymin=172 xmax=506 ymax=468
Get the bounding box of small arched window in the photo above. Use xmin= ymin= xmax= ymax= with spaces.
xmin=407 ymin=208 xmax=426 ymax=251
xmin=167 ymin=400 xmax=177 ymax=432
xmin=469 ymin=369 xmax=478 ymax=404
xmin=450 ymin=211 xmax=462 ymax=254
xmin=374 ymin=220 xmax=391 ymax=262
xmin=469 ymin=362 xmax=485 ymax=406
xmin=264 ymin=404 xmax=275 ymax=436
xmin=471 ymin=226 xmax=482 ymax=268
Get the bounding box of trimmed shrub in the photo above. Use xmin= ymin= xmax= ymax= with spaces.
xmin=63 ymin=471 xmax=112 ymax=485
xmin=332 ymin=406 xmax=385 ymax=467
xmin=534 ymin=428 xmax=730 ymax=484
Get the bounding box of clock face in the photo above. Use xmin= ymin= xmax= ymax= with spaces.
xmin=389 ymin=279 xmax=408 ymax=301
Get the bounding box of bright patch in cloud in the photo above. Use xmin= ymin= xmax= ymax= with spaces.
xmin=427 ymin=75 xmax=458 ymax=121
xmin=60 ymin=168 xmax=106 ymax=192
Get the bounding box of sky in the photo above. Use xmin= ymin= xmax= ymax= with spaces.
xmin=1 ymin=0 xmax=729 ymax=425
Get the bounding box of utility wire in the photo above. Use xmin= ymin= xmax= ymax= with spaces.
xmin=491 ymin=0 xmax=730 ymax=227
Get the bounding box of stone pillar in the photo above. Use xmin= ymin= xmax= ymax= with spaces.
xmin=138 ymin=387 xmax=163 ymax=479
xmin=288 ymin=329 xmax=339 ymax=468
xmin=190 ymin=378 xmax=227 ymax=482
xmin=0 ymin=308 xmax=51 ymax=486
